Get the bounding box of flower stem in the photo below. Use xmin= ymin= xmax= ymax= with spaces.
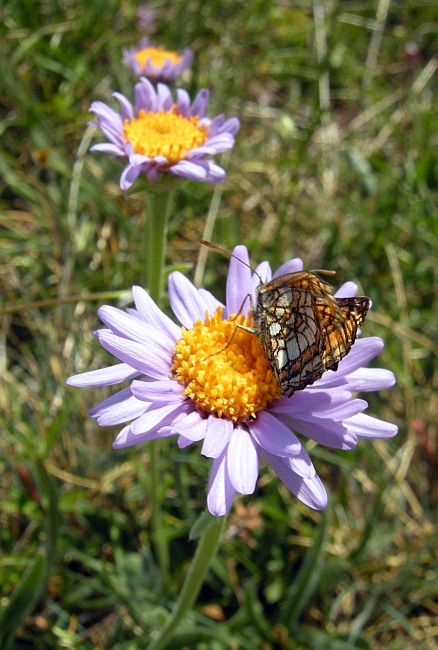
xmin=144 ymin=187 xmax=174 ymax=303
xmin=146 ymin=514 xmax=226 ymax=650
xmin=143 ymin=185 xmax=174 ymax=584
xmin=148 ymin=439 xmax=169 ymax=582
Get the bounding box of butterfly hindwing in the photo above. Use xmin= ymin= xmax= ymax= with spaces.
xmin=315 ymin=296 xmax=370 ymax=371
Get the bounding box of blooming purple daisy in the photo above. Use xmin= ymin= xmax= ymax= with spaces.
xmin=89 ymin=78 xmax=239 ymax=190
xmin=67 ymin=246 xmax=398 ymax=516
xmin=123 ymin=37 xmax=193 ymax=82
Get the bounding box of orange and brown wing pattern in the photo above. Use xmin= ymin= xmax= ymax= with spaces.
xmin=253 ymin=274 xmax=327 ymax=395
xmin=263 ymin=270 xmax=335 ymax=300
xmin=252 ymin=271 xmax=370 ymax=397
xmin=315 ymin=296 xmax=370 ymax=372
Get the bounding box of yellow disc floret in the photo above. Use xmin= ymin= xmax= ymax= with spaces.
xmin=123 ymin=106 xmax=208 ymax=164
xmin=171 ymin=307 xmax=280 ymax=422
xmin=134 ymin=46 xmax=183 ymax=71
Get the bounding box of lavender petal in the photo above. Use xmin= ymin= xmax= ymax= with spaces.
xmin=226 ymin=245 xmax=252 ymax=316
xmin=201 ymin=416 xmax=233 ymax=458
xmin=207 ymin=450 xmax=236 ymax=516
xmin=265 ymin=452 xmax=328 ymax=509
xmin=67 ymin=363 xmax=140 ymax=387
xmin=227 ymin=426 xmax=260 ymax=494
xmin=344 ymin=413 xmax=398 ymax=439
xmin=272 ymin=258 xmax=304 ymax=278
xmin=341 ymin=368 xmax=396 ymax=392
xmin=176 ymin=88 xmax=190 ymax=116
xmin=96 ymin=330 xmax=171 ymax=378
xmin=130 ymin=379 xmax=183 ymax=402
xmin=129 ymin=402 xmax=186 ymax=435
xmin=132 ymin=285 xmax=181 ymax=341
xmin=250 ymin=411 xmax=302 ymax=457
xmin=168 ymin=271 xmax=208 ymax=328
xmin=190 ymin=88 xmax=210 ymax=118
xmin=335 ymin=281 xmax=358 ymax=298
xmin=90 ymin=388 xmax=149 ymax=426
xmin=279 ymin=413 xmax=358 ymax=450
xmin=90 ymin=143 xmax=125 ymax=156
xmin=112 ymin=92 xmax=134 ymax=120
xmin=120 ymin=163 xmax=144 ymax=191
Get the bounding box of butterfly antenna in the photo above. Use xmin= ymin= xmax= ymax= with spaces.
xmin=200 ymin=240 xmax=263 ymax=284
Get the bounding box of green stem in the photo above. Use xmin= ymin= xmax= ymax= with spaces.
xmin=144 ymin=188 xmax=174 ymax=303
xmin=149 ymin=439 xmax=169 ymax=582
xmin=143 ymin=186 xmax=174 ymax=584
xmin=146 ymin=514 xmax=226 ymax=650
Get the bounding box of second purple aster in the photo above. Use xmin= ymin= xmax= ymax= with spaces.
xmin=136 ymin=7 xmax=156 ymax=32
xmin=123 ymin=37 xmax=193 ymax=82
xmin=89 ymin=78 xmax=240 ymax=190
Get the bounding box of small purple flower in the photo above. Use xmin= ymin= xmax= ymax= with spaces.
xmin=89 ymin=78 xmax=239 ymax=190
xmin=136 ymin=7 xmax=156 ymax=31
xmin=67 ymin=247 xmax=398 ymax=516
xmin=123 ymin=37 xmax=193 ymax=82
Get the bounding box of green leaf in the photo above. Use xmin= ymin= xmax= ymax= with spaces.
xmin=281 ymin=503 xmax=331 ymax=629
xmin=189 ymin=509 xmax=215 ymax=541
xmin=0 ymin=554 xmax=45 ymax=650
xmin=35 ymin=460 xmax=60 ymax=576
xmin=297 ymin=626 xmax=371 ymax=649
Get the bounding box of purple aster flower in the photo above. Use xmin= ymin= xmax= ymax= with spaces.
xmin=136 ymin=7 xmax=156 ymax=31
xmin=123 ymin=37 xmax=193 ymax=82
xmin=67 ymin=246 xmax=398 ymax=516
xmin=89 ymin=78 xmax=239 ymax=190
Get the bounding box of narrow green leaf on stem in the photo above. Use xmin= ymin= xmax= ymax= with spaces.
xmin=146 ymin=514 xmax=226 ymax=650
xmin=35 ymin=460 xmax=60 ymax=578
xmin=281 ymin=503 xmax=331 ymax=629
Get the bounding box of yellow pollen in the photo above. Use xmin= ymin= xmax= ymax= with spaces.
xmin=171 ymin=307 xmax=281 ymax=422
xmin=123 ymin=106 xmax=208 ymax=163
xmin=134 ymin=46 xmax=183 ymax=71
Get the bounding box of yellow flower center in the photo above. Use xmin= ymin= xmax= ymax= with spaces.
xmin=123 ymin=107 xmax=208 ymax=163
xmin=171 ymin=307 xmax=280 ymax=422
xmin=134 ymin=46 xmax=183 ymax=71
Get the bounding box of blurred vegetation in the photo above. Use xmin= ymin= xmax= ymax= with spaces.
xmin=1 ymin=0 xmax=437 ymax=648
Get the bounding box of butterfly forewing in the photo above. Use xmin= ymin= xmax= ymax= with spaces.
xmin=262 ymin=271 xmax=335 ymax=298
xmin=255 ymin=284 xmax=325 ymax=395
xmin=251 ymin=271 xmax=370 ymax=397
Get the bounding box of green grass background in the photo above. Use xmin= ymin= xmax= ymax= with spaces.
xmin=1 ymin=0 xmax=437 ymax=647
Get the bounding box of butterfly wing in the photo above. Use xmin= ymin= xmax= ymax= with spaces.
xmin=315 ymin=296 xmax=370 ymax=371
xmin=253 ymin=271 xmax=370 ymax=396
xmin=264 ymin=270 xmax=335 ymax=297
xmin=254 ymin=285 xmax=326 ymax=395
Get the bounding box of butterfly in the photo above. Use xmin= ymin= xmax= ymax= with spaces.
xmin=248 ymin=271 xmax=370 ymax=397
xmin=200 ymin=241 xmax=370 ymax=397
